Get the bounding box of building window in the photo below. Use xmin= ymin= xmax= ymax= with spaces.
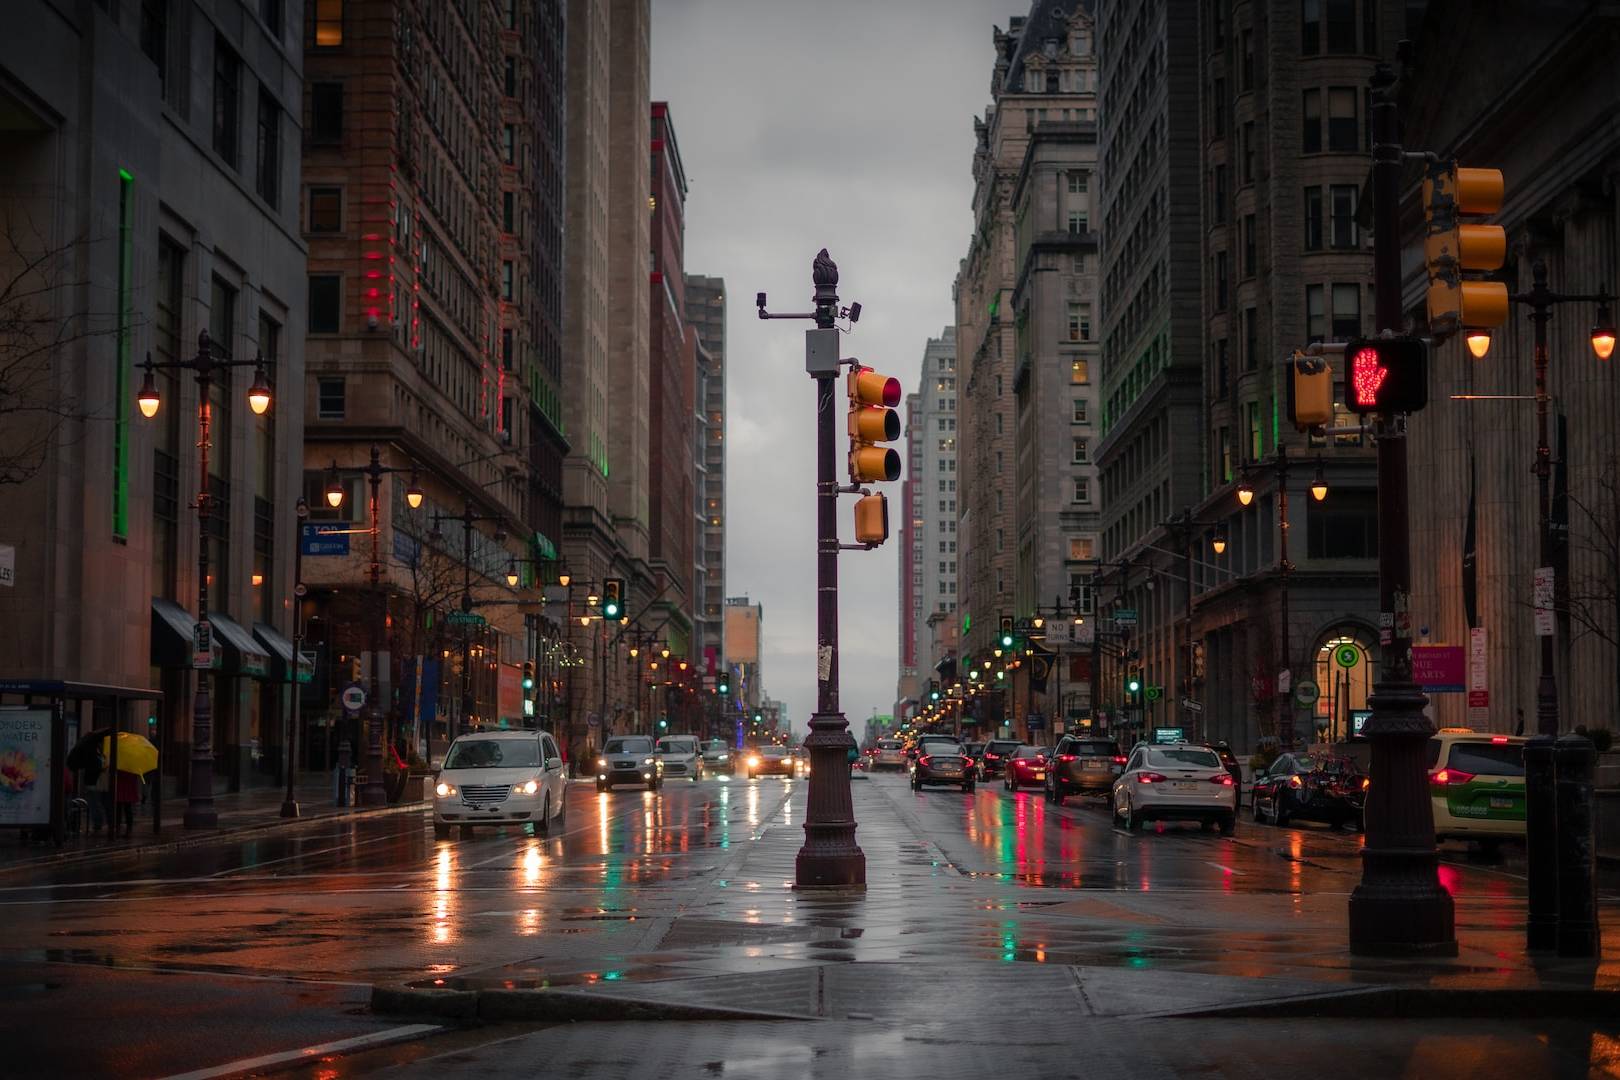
xmin=1213 ymin=251 xmax=1229 ymax=311
xmin=1073 ymin=438 xmax=1088 ymax=464
xmin=309 ymin=274 xmax=341 ymax=333
xmin=1327 ymin=87 xmax=1358 ymax=151
xmin=1306 ymin=284 xmax=1326 ymax=342
xmin=212 ymin=35 xmax=241 ymax=168
xmin=1068 ymin=303 xmax=1092 ymax=341
xmin=313 ymin=0 xmax=343 ymax=47
xmin=1331 ymin=282 xmax=1361 ymax=339
xmin=1329 ymin=184 xmax=1359 ymax=248
xmin=1212 ymin=164 xmax=1228 ymax=223
xmin=503 ymin=191 xmax=515 ymax=233
xmin=503 ymin=124 xmax=516 ymax=164
xmin=1244 ymin=307 xmax=1259 ymax=373
xmin=1072 ymin=398 xmax=1089 ymax=424
xmin=1242 ymin=213 xmax=1256 ymax=277
xmin=260 ymin=0 xmax=283 ymax=37
xmin=1215 ymin=338 xmax=1230 ymax=392
xmin=1302 ymin=89 xmax=1321 ymax=153
xmin=1067 ymin=211 xmax=1088 ymax=235
xmin=1326 ymin=0 xmax=1357 ymax=52
xmin=210 ymin=276 xmax=236 ymax=358
xmin=1241 ymin=121 xmax=1255 ymax=184
xmin=1071 ymin=358 xmax=1089 ymax=384
xmin=1302 ymin=0 xmax=1321 ymax=53
xmin=1247 ymin=400 xmax=1262 ymax=461
xmin=1211 ymin=77 xmax=1226 ymax=135
xmin=502 ymin=261 xmax=514 ymax=301
xmin=1240 ymin=29 xmax=1255 ymax=90
xmin=255 ymin=89 xmax=280 ymax=207
xmin=310 ymin=82 xmax=343 ymax=142
xmin=1308 ymin=490 xmax=1378 ymax=557
xmin=316 ymin=378 xmax=346 ymax=419
xmin=140 ymin=0 xmax=168 ymax=93
xmin=1069 ymin=537 xmax=1094 ymax=561
xmin=1067 ymin=171 xmax=1088 ymax=194
xmin=308 ymin=186 xmax=341 ymax=232
xmin=1073 ymin=479 xmax=1091 ymax=504
xmin=1218 ymin=426 xmax=1232 ymax=482
xmin=1304 ymin=186 xmax=1323 ymax=250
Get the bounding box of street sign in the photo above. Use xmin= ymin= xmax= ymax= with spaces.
xmin=446 ymin=611 xmax=487 ymax=627
xmin=1334 ymin=644 xmax=1360 ymax=669
xmin=1144 ymin=685 xmax=1162 ymax=702
xmin=1114 ymin=608 xmax=1138 ymax=627
xmin=1152 ymin=727 xmax=1185 ymax=744
xmin=340 ymin=683 xmax=366 ymax=714
xmin=300 ymin=522 xmax=353 ymax=556
xmin=1180 ymin=697 xmax=1203 ymax=713
xmin=1277 ymin=668 xmax=1293 ymax=694
xmin=1533 ymin=566 xmax=1555 ymax=636
xmin=193 ymin=620 xmax=213 ymax=670
xmin=1293 ymin=679 xmax=1320 ymax=707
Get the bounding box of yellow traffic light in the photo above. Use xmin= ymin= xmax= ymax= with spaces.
xmin=853 ymin=492 xmax=888 ymax=545
xmin=1423 ymin=163 xmax=1508 ymax=340
xmin=847 ymin=365 xmax=902 ymax=483
xmin=1290 ymin=353 xmax=1333 ymax=430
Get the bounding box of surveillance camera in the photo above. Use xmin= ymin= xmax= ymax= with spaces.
xmin=755 ymin=292 xmax=767 ymax=309
xmin=849 ymin=302 xmax=862 ymax=323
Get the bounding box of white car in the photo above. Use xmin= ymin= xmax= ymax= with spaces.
xmin=433 ymin=729 xmax=567 ymax=839
xmin=1112 ymin=742 xmax=1237 ymax=835
xmin=872 ymin=738 xmax=907 ymax=770
xmin=656 ymin=734 xmax=703 ymax=780
xmin=595 ymin=734 xmax=662 ymax=791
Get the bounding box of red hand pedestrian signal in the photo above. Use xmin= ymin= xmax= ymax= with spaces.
xmin=1344 ymin=338 xmax=1428 ymax=415
xmin=1350 ymin=347 xmax=1389 ymax=409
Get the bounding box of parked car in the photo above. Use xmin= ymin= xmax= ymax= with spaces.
xmin=911 ymin=740 xmax=975 ymax=792
xmin=1003 ymin=744 xmax=1051 ymax=791
xmin=434 ymin=729 xmax=567 ymax=838
xmin=1112 ymin=742 xmax=1237 ymax=834
xmin=594 ymin=734 xmax=662 ymax=792
xmin=744 ymin=744 xmax=795 ymax=778
xmin=701 ymin=739 xmax=735 ymax=774
xmin=872 ymin=739 xmax=907 ymax=771
xmin=656 ymin=734 xmax=703 ymax=781
xmin=1044 ymin=735 xmax=1125 ymax=804
xmin=1250 ymin=753 xmax=1367 ymax=830
xmin=1428 ymin=729 xmax=1526 ymax=851
xmin=977 ymin=739 xmax=1023 ymax=780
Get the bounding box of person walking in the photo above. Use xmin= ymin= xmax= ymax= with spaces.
xmin=113 ymin=768 xmax=141 ymax=838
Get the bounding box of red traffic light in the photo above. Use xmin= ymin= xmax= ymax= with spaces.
xmin=1346 ymin=338 xmax=1427 ymax=415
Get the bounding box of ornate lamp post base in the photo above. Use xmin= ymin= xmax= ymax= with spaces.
xmin=794 ymin=709 xmax=866 ymax=890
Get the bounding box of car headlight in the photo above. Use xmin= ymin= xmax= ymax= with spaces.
xmin=643 ymin=757 xmax=656 ymax=765
xmin=747 ymin=756 xmax=761 ymax=768
xmin=596 ymin=757 xmax=606 ymax=768
xmin=518 ymin=779 xmax=539 ymax=795
xmin=719 ymin=754 xmax=729 ymax=761
xmin=435 ymin=782 xmax=456 ymax=798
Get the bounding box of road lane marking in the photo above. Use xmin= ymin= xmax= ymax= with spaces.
xmin=157 ymin=1023 xmax=441 ymax=1080
xmin=1205 ymin=862 xmax=1245 ymax=876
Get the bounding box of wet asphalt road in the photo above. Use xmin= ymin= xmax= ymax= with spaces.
xmin=1 ymin=769 xmax=1600 ymax=1077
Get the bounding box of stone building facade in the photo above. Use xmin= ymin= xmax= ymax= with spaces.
xmin=685 ymin=273 xmax=727 ymax=683
xmin=897 ymin=329 xmax=958 ymax=718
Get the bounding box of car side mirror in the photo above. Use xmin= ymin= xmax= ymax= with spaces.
xmin=546 ymin=757 xmax=562 ymax=771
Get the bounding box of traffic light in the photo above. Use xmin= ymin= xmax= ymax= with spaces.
xmin=847 ymin=365 xmax=902 ymax=482
xmin=999 ymin=615 xmax=1015 ymax=649
xmin=1290 ymin=353 xmax=1333 ymax=431
xmin=854 ymin=492 xmax=888 ymax=545
xmin=521 ymin=661 xmax=535 ymax=691
xmin=1345 ymin=337 xmax=1428 ymax=415
xmin=602 ymin=577 xmax=624 ymax=621
xmin=658 ymin=717 xmax=668 ymax=730
xmin=1126 ymin=671 xmax=1143 ymax=706
xmin=719 ymin=678 xmax=730 ymax=695
xmin=1423 ymin=162 xmax=1508 ymax=343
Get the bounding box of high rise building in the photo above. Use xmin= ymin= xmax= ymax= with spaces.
xmin=300 ymin=0 xmax=569 ymax=755
xmin=957 ymin=1 xmax=1097 ymax=733
xmin=898 ymin=330 xmax=958 ymax=718
xmin=685 ymin=274 xmax=727 ymax=686
xmin=898 ymin=388 xmax=923 ymax=721
xmin=0 ymin=1 xmax=307 ymax=792
xmin=724 ymin=595 xmax=764 ymax=717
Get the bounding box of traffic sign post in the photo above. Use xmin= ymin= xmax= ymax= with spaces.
xmin=1114 ymin=608 xmax=1138 ymax=627
xmin=192 ymin=620 xmax=213 ymax=670
xmin=1335 ymin=644 xmax=1361 ymax=669
xmin=340 ymin=683 xmax=367 ymax=716
xmin=1293 ymin=679 xmax=1321 ymax=708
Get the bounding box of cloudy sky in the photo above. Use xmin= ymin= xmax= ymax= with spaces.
xmin=652 ymin=0 xmax=1011 ymax=742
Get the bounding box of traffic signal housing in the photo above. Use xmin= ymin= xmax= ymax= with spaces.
xmin=1290 ymin=353 xmax=1333 ymax=431
xmin=602 ymin=577 xmax=624 ymax=621
xmin=847 ymin=365 xmax=902 ymax=483
xmin=1345 ymin=337 xmax=1427 ymax=415
xmin=521 ymin=661 xmax=535 ymax=691
xmin=854 ymin=492 xmax=888 ymax=545
xmin=1126 ymin=671 xmax=1143 ymax=706
xmin=1423 ymin=162 xmax=1508 ymax=341
xmin=999 ymin=615 xmax=1015 ymax=649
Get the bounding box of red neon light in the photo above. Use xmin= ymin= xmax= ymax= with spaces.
xmin=1350 ymin=347 xmax=1388 ymax=408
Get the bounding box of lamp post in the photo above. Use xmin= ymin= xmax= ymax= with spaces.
xmin=322 ymin=446 xmax=423 ymax=806
xmin=1160 ymin=511 xmax=1232 ymax=742
xmin=136 ymin=331 xmax=274 ymax=829
xmin=281 ymin=498 xmax=309 ymax=818
xmin=430 ymin=503 xmax=507 ymax=742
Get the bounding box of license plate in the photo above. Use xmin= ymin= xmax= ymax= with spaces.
xmin=1172 ymin=781 xmax=1198 ymax=791
xmin=937 ymin=769 xmax=961 ymax=778
xmin=1033 ymin=772 xmax=1045 ymax=780
xmin=1489 ymin=796 xmax=1513 ymax=809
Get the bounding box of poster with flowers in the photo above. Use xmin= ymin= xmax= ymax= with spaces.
xmin=0 ymin=709 xmax=52 ymax=826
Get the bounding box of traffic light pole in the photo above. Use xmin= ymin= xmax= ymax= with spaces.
xmin=1348 ymin=60 xmax=1456 ymax=956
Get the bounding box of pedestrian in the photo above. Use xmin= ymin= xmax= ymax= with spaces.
xmin=1514 ymin=708 xmax=1525 ymax=737
xmin=113 ymin=768 xmax=141 ymax=837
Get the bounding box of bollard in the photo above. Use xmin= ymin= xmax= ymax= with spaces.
xmin=1554 ymin=734 xmax=1600 ymax=959
xmin=1524 ymin=735 xmax=1557 ymax=950
xmin=336 ymin=738 xmax=353 ymax=807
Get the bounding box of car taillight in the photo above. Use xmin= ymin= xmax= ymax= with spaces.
xmin=1136 ymin=772 xmax=1167 ymax=784
xmin=1429 ymin=768 xmax=1475 ymax=786
xmin=918 ymin=755 xmax=932 ymax=767
xmin=986 ymin=752 xmax=1000 ymax=760
xmin=1058 ymin=754 xmax=1077 ymax=763
xmin=1287 ymin=775 xmax=1303 ymax=789
xmin=1113 ymin=756 xmax=1127 ymax=765
xmin=1490 ymin=736 xmax=1509 ymax=745
xmin=1209 ymin=773 xmax=1234 ymax=786
xmin=1361 ymin=777 xmax=1371 ymax=789
xmin=961 ymin=757 xmax=975 ymax=769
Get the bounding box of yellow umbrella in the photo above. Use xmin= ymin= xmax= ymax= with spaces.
xmin=100 ymin=732 xmax=159 ymax=776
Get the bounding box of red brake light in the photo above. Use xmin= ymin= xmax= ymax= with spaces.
xmin=1113 ymin=755 xmax=1127 ymax=764
xmin=986 ymin=752 xmax=1001 ymax=760
xmin=1137 ymin=772 xmax=1167 ymax=784
xmin=1210 ymin=773 xmax=1234 ymax=786
xmin=1287 ymin=775 xmax=1303 ymax=789
xmin=1430 ymin=768 xmax=1475 ymax=786
xmin=961 ymin=757 xmax=975 ymax=769
xmin=1490 ymin=736 xmax=1509 ymax=745
xmin=1058 ymin=754 xmax=1077 ymax=763
xmin=918 ymin=755 xmax=932 ymax=767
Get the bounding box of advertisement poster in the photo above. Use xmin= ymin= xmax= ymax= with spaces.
xmin=0 ymin=709 xmax=53 ymax=826
xmin=1412 ymin=645 xmax=1466 ymax=692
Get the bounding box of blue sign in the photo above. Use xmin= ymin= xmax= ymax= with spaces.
xmin=301 ymin=522 xmax=352 ymax=556
xmin=393 ymin=529 xmax=421 ymax=567
xmin=1026 ymin=712 xmax=1046 ymax=731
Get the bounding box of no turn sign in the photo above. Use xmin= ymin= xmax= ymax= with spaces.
xmin=340 ymin=683 xmax=367 ymax=714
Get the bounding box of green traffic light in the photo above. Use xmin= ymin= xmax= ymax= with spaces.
xmin=1000 ymin=634 xmax=1013 ymax=648
xmin=522 ymin=677 xmax=534 ymax=690
xmin=1127 ymin=678 xmax=1141 ymax=693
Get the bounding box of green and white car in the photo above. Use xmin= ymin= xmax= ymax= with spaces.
xmin=1427 ymin=729 xmax=1525 ymax=849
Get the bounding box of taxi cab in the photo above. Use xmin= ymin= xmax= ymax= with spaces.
xmin=1428 ymin=728 xmax=1526 ymax=849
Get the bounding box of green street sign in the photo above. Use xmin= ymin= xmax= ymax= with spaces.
xmin=1334 ymin=644 xmax=1360 ymax=669
xmin=1145 ymin=685 xmax=1163 ymax=702
xmin=446 ymin=612 xmax=487 ymax=627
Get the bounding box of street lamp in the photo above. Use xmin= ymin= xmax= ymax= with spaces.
xmin=1311 ymin=459 xmax=1330 ymax=502
xmin=429 ymin=503 xmax=508 ymax=743
xmin=1235 ymin=473 xmax=1254 ymax=507
xmin=1591 ymin=301 xmax=1616 ymax=360
xmin=1232 ymin=446 xmax=1311 ymax=750
xmin=135 ymin=330 xmax=275 ymax=828
xmin=1211 ymin=526 xmax=1228 ymax=556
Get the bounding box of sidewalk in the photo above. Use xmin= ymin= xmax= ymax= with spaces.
xmin=0 ymin=779 xmax=426 ymax=875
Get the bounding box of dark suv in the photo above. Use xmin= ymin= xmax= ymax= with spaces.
xmin=977 ymin=739 xmax=1023 ymax=780
xmin=1044 ymin=735 xmax=1124 ymax=804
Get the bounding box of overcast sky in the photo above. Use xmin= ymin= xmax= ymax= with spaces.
xmin=651 ymin=0 xmax=1011 ymax=743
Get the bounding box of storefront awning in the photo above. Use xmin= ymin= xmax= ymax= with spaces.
xmin=252 ymin=623 xmax=314 ymax=685
xmin=207 ymin=612 xmax=270 ymax=678
xmin=152 ymin=598 xmax=215 ymax=670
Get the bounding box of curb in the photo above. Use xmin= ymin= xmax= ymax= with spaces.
xmin=0 ymin=800 xmax=427 ymax=877
xmin=370 ymin=983 xmax=813 ymax=1024
xmin=1168 ymin=985 xmax=1620 ymax=1019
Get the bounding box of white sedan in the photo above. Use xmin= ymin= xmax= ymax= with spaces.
xmin=1112 ymin=743 xmax=1237 ymax=835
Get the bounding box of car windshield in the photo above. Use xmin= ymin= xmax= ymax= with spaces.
xmin=759 ymin=746 xmax=787 ymax=758
xmin=605 ymin=737 xmax=654 ymax=755
xmin=444 ymin=738 xmax=540 ymax=769
xmin=877 ymin=740 xmax=902 ymax=749
xmin=1145 ymin=747 xmax=1221 ymax=769
xmin=703 ymin=740 xmax=729 ymax=753
xmin=657 ymin=737 xmax=697 ymax=754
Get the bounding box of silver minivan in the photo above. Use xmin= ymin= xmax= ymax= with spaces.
xmin=433 ymin=729 xmax=567 ymax=838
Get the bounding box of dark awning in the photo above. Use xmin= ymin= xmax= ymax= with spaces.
xmin=208 ymin=612 xmax=270 ymax=678
xmin=152 ymin=598 xmax=214 ymax=670
xmin=253 ymin=622 xmax=313 ymax=685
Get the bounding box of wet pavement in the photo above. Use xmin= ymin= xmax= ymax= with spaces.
xmin=4 ymin=771 xmax=1617 ymax=1077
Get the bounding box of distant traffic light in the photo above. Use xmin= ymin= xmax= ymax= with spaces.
xmin=846 ymin=365 xmax=902 ymax=483
xmin=1345 ymin=338 xmax=1428 ymax=415
xmin=999 ymin=615 xmax=1014 ymax=649
xmin=658 ymin=717 xmax=668 ymax=730
xmin=1126 ymin=671 xmax=1143 ymax=707
xmin=521 ymin=661 xmax=535 ymax=691
xmin=719 ymin=678 xmax=730 ymax=695
xmin=602 ymin=577 xmax=624 ymax=621
xmin=1423 ymin=162 xmax=1508 ymax=348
